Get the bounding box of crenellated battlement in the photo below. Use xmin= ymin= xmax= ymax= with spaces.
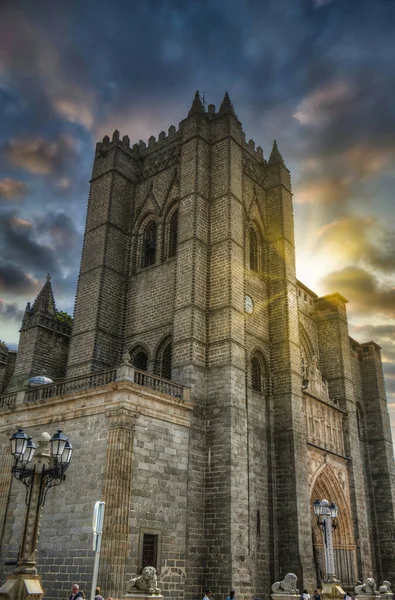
xmin=96 ymin=123 xmax=181 ymax=160
xmin=244 ymin=137 xmax=266 ymax=163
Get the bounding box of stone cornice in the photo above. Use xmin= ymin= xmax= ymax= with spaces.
xmin=0 ymin=379 xmax=193 ymax=434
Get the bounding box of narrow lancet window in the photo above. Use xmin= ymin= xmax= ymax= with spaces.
xmin=142 ymin=221 xmax=157 ymax=268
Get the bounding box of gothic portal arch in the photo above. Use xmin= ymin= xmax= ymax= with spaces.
xmin=311 ymin=465 xmax=357 ymax=588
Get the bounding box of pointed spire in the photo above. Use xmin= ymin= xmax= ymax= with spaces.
xmin=188 ymin=90 xmax=205 ymax=116
xmin=32 ymin=275 xmax=56 ymax=315
xmin=268 ymin=140 xmax=285 ymax=166
xmin=218 ymin=91 xmax=237 ymax=118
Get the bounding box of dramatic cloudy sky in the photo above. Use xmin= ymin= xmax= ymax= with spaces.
xmin=1 ymin=0 xmax=394 ymax=435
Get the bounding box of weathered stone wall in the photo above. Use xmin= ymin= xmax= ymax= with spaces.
xmin=315 ymin=294 xmax=374 ymax=579
xmin=67 ymin=137 xmax=135 ymax=377
xmin=359 ymin=342 xmax=395 ymax=582
xmin=0 ymin=384 xmax=191 ymax=600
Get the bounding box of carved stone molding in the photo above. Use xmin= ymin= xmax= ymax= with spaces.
xmin=304 ymin=354 xmax=334 ymax=404
xmin=141 ymin=143 xmax=180 ymax=178
xmin=106 ymin=405 xmax=140 ymax=431
xmin=243 ymin=151 xmax=266 ymax=186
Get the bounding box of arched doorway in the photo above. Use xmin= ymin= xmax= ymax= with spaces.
xmin=311 ymin=465 xmax=357 ymax=588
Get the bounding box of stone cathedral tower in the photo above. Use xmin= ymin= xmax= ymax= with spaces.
xmin=0 ymin=92 xmax=394 ymax=600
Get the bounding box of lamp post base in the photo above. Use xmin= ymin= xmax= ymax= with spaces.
xmin=0 ymin=573 xmax=44 ymax=600
xmin=321 ymin=580 xmax=345 ymax=600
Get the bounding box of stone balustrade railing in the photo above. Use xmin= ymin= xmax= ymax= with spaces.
xmin=0 ymin=392 xmax=17 ymax=409
xmin=25 ymin=368 xmax=118 ymax=403
xmin=0 ymin=363 xmax=190 ymax=408
xmin=133 ymin=369 xmax=185 ymax=399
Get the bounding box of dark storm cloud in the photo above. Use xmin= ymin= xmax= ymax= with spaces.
xmin=0 ymin=212 xmax=57 ymax=273
xmin=0 ymin=264 xmax=38 ymax=294
xmin=0 ymin=299 xmax=24 ymax=322
xmin=0 ymin=211 xmax=81 ymax=290
xmin=321 ymin=266 xmax=395 ymax=319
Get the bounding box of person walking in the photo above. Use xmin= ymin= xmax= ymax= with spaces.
xmin=203 ymin=589 xmax=212 ymax=600
xmin=69 ymin=584 xmax=84 ymax=600
xmin=95 ymin=588 xmax=104 ymax=600
xmin=302 ymin=590 xmax=310 ymax=600
xmin=227 ymin=590 xmax=235 ymax=600
xmin=313 ymin=590 xmax=321 ymax=600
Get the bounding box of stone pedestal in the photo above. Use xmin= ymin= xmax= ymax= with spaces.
xmin=355 ymin=596 xmax=379 ymax=600
xmin=271 ymin=594 xmax=301 ymax=600
xmin=123 ymin=594 xmax=164 ymax=600
xmin=0 ymin=573 xmax=44 ymax=600
xmin=321 ymin=581 xmax=345 ymax=600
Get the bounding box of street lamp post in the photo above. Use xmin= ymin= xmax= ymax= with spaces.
xmin=0 ymin=428 xmax=73 ymax=600
xmin=313 ymin=498 xmax=339 ymax=583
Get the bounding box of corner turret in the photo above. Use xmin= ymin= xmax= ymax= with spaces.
xmin=218 ymin=91 xmax=238 ymax=119
xmin=5 ymin=275 xmax=72 ymax=392
xmin=268 ymin=140 xmax=285 ymax=166
xmin=188 ymin=90 xmax=205 ymax=116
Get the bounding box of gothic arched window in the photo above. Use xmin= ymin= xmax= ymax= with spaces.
xmin=250 ymin=227 xmax=258 ymax=273
xmin=160 ymin=342 xmax=172 ymax=380
xmin=168 ymin=209 xmax=178 ymax=258
xmin=251 ymin=356 xmax=262 ymax=392
xmin=141 ymin=221 xmax=157 ymax=268
xmin=132 ymin=350 xmax=148 ymax=371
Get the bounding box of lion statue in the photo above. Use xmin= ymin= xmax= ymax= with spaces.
xmin=355 ymin=578 xmax=378 ymax=596
xmin=379 ymin=582 xmax=392 ymax=596
xmin=272 ymin=573 xmax=299 ymax=595
xmin=126 ymin=566 xmax=161 ymax=595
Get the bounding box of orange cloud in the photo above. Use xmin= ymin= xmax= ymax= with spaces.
xmin=342 ymin=143 xmax=391 ymax=177
xmin=3 ymin=134 xmax=76 ymax=175
xmin=53 ymin=95 xmax=95 ymax=129
xmin=315 ymin=216 xmax=395 ymax=272
xmin=293 ymin=81 xmax=354 ymax=125
xmin=321 ymin=266 xmax=395 ymax=319
xmin=9 ymin=216 xmax=32 ymax=229
xmin=0 ymin=178 xmax=29 ymax=200
xmin=294 ymin=177 xmax=351 ymax=205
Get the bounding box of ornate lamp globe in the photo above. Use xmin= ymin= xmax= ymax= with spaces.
xmin=60 ymin=439 xmax=73 ymax=468
xmin=313 ymin=498 xmax=322 ymax=517
xmin=21 ymin=437 xmax=37 ymax=464
xmin=50 ymin=429 xmax=68 ymax=459
xmin=10 ymin=428 xmax=29 ymax=458
xmin=329 ymin=502 xmax=338 ymax=518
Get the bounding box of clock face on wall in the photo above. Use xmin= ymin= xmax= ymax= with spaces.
xmin=245 ymin=295 xmax=254 ymax=314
